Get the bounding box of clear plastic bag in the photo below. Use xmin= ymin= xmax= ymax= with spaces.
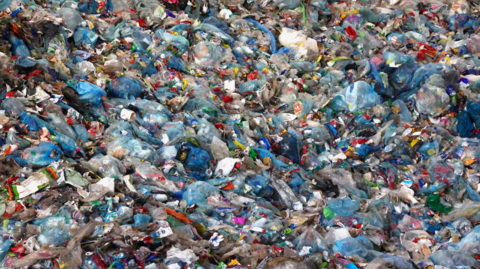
xmin=182 ymin=181 xmax=220 ymax=206
xmin=273 ymin=0 xmax=300 ymax=9
xmin=34 ymin=207 xmax=72 ymax=246
xmin=330 ymin=81 xmax=382 ymax=112
xmin=192 ymin=23 xmax=234 ymax=44
xmin=106 ymin=138 xmax=160 ymax=165
xmin=88 ymin=155 xmax=126 ymax=180
xmin=292 ymin=228 xmax=327 ymax=253
xmin=55 ymin=8 xmax=84 ymax=30
xmin=1 ymin=98 xmax=26 ymax=116
xmin=429 ymin=250 xmax=480 ymax=268
xmin=193 ymin=41 xmax=224 ymax=68
xmin=279 ymin=28 xmax=319 ymax=60
xmin=332 ymin=236 xmax=373 ymax=258
xmin=415 ymin=82 xmax=450 ymax=116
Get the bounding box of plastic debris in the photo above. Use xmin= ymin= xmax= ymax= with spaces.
xmin=1 ymin=0 xmax=480 ymax=268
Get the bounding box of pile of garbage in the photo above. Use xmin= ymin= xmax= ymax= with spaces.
xmin=2 ymin=0 xmax=480 ymax=268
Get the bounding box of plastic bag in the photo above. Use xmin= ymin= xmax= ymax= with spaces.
xmin=106 ymin=138 xmax=160 ymax=165
xmin=330 ymin=81 xmax=382 ymax=112
xmin=76 ymin=82 xmax=107 ymax=106
xmin=108 ymin=76 xmax=143 ymax=99
xmin=15 ymin=142 xmax=62 ymax=167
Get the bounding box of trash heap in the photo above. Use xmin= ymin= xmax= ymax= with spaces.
xmin=2 ymin=0 xmax=480 ymax=268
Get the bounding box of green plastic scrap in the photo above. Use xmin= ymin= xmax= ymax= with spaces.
xmin=323 ymin=207 xmax=335 ymax=219
xmin=426 ymin=193 xmax=452 ymax=213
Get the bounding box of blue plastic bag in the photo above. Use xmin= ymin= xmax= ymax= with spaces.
xmin=332 ymin=236 xmax=374 ymax=258
xmin=53 ymin=130 xmax=83 ymax=158
xmin=180 ymin=143 xmax=210 ymax=179
xmin=327 ymin=196 xmax=361 ymax=217
xmin=9 ymin=35 xmax=30 ymax=56
xmin=274 ymin=133 xmax=300 ymax=164
xmin=14 ymin=142 xmax=62 ymax=167
xmin=467 ymin=101 xmax=480 ymax=128
xmin=76 ymin=82 xmax=107 ymax=106
xmin=15 ymin=55 xmax=37 ymax=68
xmin=19 ymin=112 xmax=39 ymax=131
xmin=458 ymin=111 xmax=474 ymax=137
xmin=73 ymin=124 xmax=88 ymax=142
xmin=182 ymin=181 xmax=220 ymax=206
xmin=73 ymin=27 xmax=99 ymax=47
xmin=108 ymin=76 xmax=143 ymax=99
xmin=246 ymin=174 xmax=273 ymax=198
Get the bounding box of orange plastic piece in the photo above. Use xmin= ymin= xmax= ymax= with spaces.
xmin=164 ymin=207 xmax=194 ymax=225
xmin=221 ymin=181 xmax=235 ymax=190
